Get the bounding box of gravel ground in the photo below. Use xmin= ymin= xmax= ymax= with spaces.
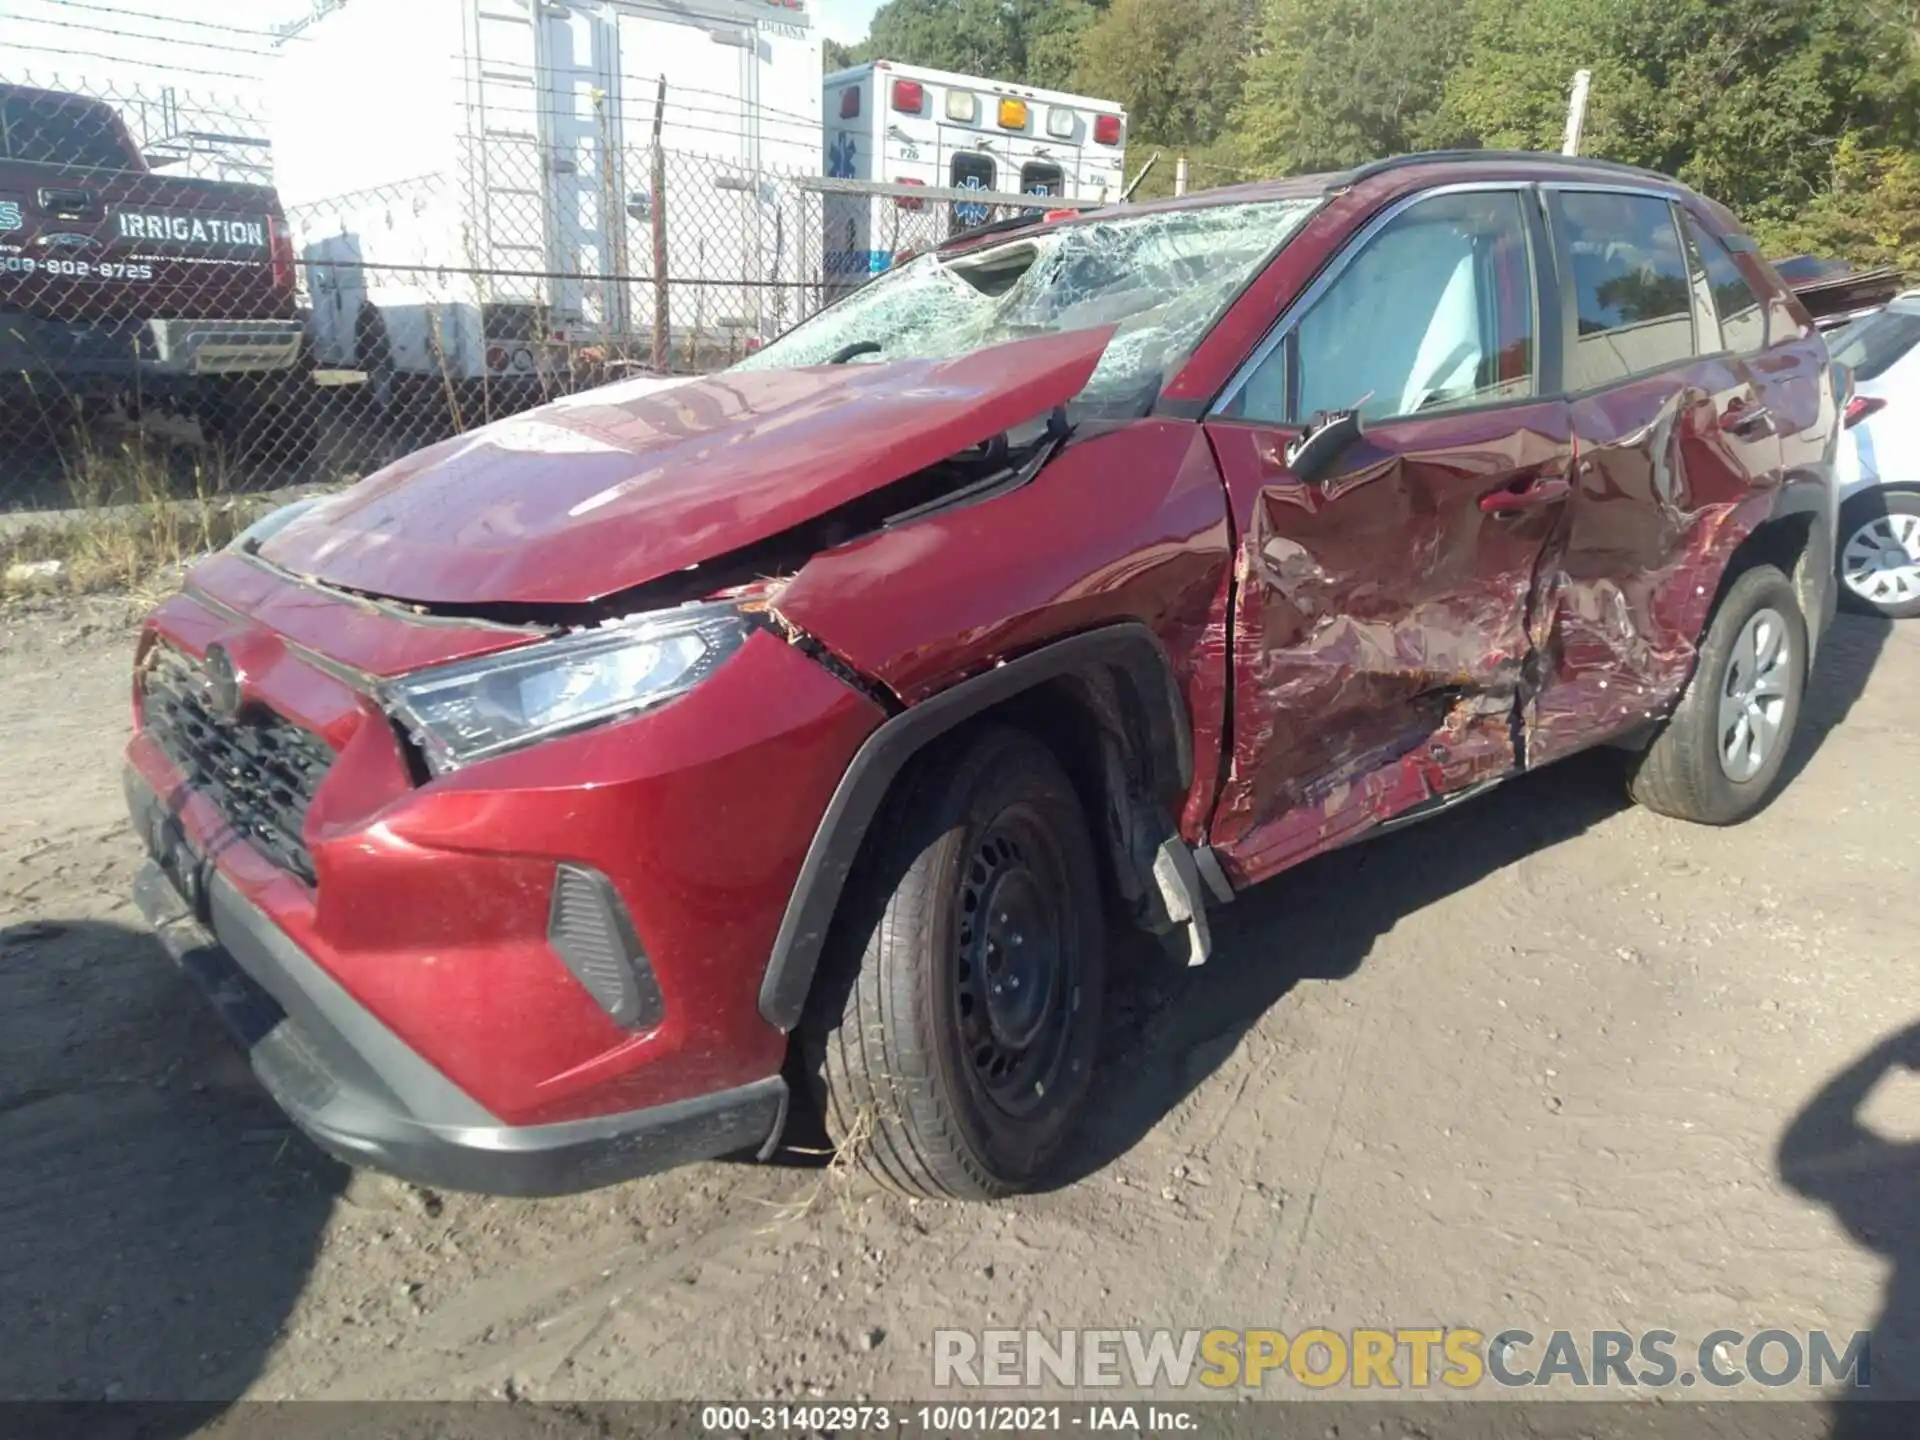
xmin=1 ymin=593 xmax=1915 ymax=1419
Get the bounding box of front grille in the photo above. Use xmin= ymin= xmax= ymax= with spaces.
xmin=141 ymin=645 xmax=334 ymax=884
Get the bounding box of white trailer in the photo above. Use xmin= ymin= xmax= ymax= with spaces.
xmin=821 ymin=59 xmax=1127 ymax=284
xmin=271 ymin=0 xmax=821 ymax=385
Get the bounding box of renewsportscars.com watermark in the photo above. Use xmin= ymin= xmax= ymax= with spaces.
xmin=932 ymin=1328 xmax=1873 ymax=1392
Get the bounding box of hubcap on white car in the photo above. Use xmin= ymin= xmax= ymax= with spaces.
xmin=1841 ymin=510 xmax=1920 ymax=608
xmin=1718 ymin=608 xmax=1792 ymax=783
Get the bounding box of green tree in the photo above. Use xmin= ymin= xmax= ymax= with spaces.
xmin=863 ymin=0 xmax=1015 ymax=76
xmin=858 ymin=0 xmax=1100 ymax=84
xmin=1757 ymin=138 xmax=1920 ymax=273
xmin=823 ymin=37 xmax=856 ymax=71
xmin=1074 ymin=0 xmax=1256 ymax=147
xmin=1435 ymin=0 xmax=1920 ymax=224
xmin=1232 ymin=0 xmax=1472 ymax=174
xmin=1022 ymin=0 xmax=1101 ymax=90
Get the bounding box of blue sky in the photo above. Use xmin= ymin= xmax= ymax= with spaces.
xmin=820 ymin=0 xmax=885 ymax=44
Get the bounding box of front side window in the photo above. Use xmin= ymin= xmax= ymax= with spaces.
xmin=1556 ymin=191 xmax=1696 ymax=388
xmin=1229 ymin=189 xmax=1536 ymax=426
xmin=737 ymin=199 xmax=1322 ymax=413
xmin=1682 ymin=213 xmax=1768 ymax=354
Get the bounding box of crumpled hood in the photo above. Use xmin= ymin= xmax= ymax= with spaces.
xmin=260 ymin=329 xmax=1114 ymax=607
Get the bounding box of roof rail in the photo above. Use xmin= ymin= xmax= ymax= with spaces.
xmin=1334 ymin=149 xmax=1677 ymax=188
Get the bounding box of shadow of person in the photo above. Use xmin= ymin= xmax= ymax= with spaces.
xmin=1049 ymin=747 xmax=1632 ymax=1187
xmin=1778 ymin=1023 xmax=1920 ymax=1430
xmin=0 ymin=918 xmax=343 ymax=1416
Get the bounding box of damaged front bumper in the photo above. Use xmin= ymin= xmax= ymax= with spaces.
xmin=122 ymin=561 xmax=890 ymax=1195
xmin=127 ymin=770 xmax=787 ymax=1196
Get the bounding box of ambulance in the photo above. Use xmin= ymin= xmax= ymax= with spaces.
xmin=821 ymin=59 xmax=1128 ymax=283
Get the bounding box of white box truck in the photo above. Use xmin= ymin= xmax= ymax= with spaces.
xmin=271 ymin=0 xmax=821 ymax=390
xmin=821 ymin=59 xmax=1128 ymax=284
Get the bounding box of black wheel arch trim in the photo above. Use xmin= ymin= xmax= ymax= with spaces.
xmin=1758 ymin=465 xmax=1839 ymax=655
xmin=759 ymin=622 xmax=1193 ymax=1032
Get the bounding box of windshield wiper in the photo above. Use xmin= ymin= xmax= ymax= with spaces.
xmin=827 ymin=340 xmax=884 ymax=365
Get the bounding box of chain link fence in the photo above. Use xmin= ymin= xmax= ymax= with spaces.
xmin=1 ymin=62 xmax=1101 ymax=518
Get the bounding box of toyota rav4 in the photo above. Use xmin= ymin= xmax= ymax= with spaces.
xmin=124 ymin=152 xmax=1841 ymax=1201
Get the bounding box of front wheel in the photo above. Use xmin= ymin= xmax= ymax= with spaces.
xmin=1628 ymin=563 xmax=1807 ymax=825
xmin=805 ymin=726 xmax=1105 ymax=1200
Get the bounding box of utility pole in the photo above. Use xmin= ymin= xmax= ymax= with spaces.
xmin=1561 ymin=69 xmax=1592 ymax=157
xmin=1174 ymin=156 xmax=1190 ymax=197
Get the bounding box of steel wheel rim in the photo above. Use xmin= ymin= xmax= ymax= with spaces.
xmin=953 ymin=808 xmax=1078 ymax=1119
xmin=1717 ymin=606 xmax=1792 ymax=783
xmin=1841 ymin=510 xmax=1920 ymax=606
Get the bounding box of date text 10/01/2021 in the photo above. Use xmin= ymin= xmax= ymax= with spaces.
xmin=699 ymin=1406 xmax=1196 ymax=1433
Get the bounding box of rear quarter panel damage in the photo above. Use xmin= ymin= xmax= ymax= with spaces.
xmin=1526 ymin=335 xmax=1830 ymax=769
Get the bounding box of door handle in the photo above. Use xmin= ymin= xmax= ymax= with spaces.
xmin=1720 ymin=397 xmax=1774 ymax=436
xmin=1480 ymin=476 xmax=1571 ymax=514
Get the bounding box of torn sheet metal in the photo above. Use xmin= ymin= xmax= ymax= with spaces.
xmin=1203 ymin=404 xmax=1575 ymax=881
xmin=1206 ymin=359 xmax=1808 ymax=889
xmin=1522 ymin=366 xmax=1781 ymax=768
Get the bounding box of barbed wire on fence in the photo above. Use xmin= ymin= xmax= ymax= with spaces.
xmin=17 ymin=0 xmax=303 ymax=43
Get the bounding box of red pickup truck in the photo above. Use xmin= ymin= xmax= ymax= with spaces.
xmin=0 ymin=82 xmax=306 ymax=460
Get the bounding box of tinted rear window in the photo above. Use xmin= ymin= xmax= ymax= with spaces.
xmin=1 ymin=92 xmax=137 ymax=170
xmin=1832 ymin=308 xmax=1920 ymax=383
xmin=1556 ymin=191 xmax=1696 ymax=388
xmin=1683 ymin=214 xmax=1768 ymax=354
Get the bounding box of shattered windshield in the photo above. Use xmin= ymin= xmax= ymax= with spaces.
xmin=735 ymin=200 xmax=1322 ymax=411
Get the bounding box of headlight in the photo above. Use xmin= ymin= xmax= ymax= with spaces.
xmin=381 ymin=603 xmax=750 ymax=774
xmin=231 ymin=494 xmax=325 ymax=552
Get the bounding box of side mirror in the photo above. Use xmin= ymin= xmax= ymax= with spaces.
xmin=1285 ymin=407 xmax=1364 ymax=484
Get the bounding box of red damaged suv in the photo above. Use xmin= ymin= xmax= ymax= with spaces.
xmin=126 ymin=153 xmax=1841 ymax=1200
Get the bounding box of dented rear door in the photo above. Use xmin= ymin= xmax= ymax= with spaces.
xmin=1201 ymin=185 xmax=1574 ymax=885
xmin=1523 ymin=187 xmax=1781 ymax=766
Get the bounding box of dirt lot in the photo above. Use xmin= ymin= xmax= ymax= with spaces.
xmin=2 ymin=594 xmax=1917 ymax=1409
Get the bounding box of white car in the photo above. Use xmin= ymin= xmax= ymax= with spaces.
xmin=1831 ymin=292 xmax=1920 ymax=618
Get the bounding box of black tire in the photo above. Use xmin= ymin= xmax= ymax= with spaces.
xmin=804 ymin=726 xmax=1105 ymax=1200
xmin=1837 ymin=489 xmax=1920 ymax=619
xmin=1628 ymin=563 xmax=1807 ymax=825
